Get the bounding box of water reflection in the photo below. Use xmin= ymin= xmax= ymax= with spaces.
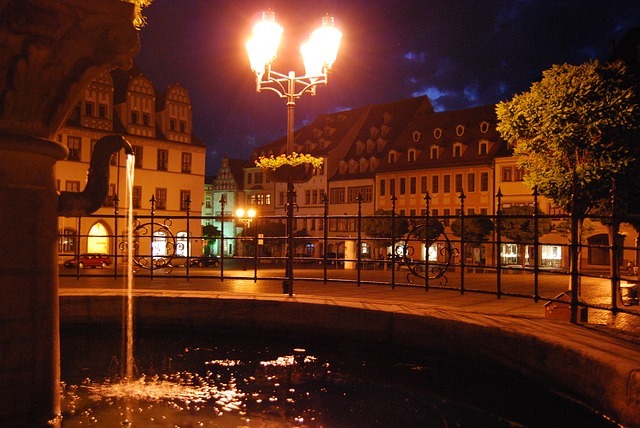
xmin=60 ymin=328 xmax=617 ymax=427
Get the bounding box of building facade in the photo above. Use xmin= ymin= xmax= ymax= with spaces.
xmin=56 ymin=66 xmax=206 ymax=265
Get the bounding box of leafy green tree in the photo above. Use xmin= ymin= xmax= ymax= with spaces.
xmin=362 ymin=209 xmax=409 ymax=256
xmin=499 ymin=206 xmax=552 ymax=267
xmin=496 ymin=60 xmax=640 ymax=217
xmin=451 ymin=216 xmax=494 ymax=244
xmin=201 ymin=225 xmax=220 ymax=255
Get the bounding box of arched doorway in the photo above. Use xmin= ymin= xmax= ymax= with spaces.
xmin=87 ymin=222 xmax=110 ymax=254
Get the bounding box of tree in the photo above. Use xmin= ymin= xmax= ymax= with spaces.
xmin=496 ymin=60 xmax=640 ymax=217
xmin=450 ymin=216 xmax=494 ymax=244
xmin=499 ymin=205 xmax=552 ymax=267
xmin=362 ymin=209 xmax=409 ymax=257
xmin=201 ymin=225 xmax=220 ymax=255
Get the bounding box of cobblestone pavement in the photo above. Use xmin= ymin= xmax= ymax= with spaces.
xmin=59 ymin=266 xmax=640 ymax=341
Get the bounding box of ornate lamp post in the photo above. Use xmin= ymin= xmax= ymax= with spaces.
xmin=246 ymin=10 xmax=342 ymax=295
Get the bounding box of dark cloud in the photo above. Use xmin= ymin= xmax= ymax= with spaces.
xmin=136 ymin=0 xmax=640 ymax=175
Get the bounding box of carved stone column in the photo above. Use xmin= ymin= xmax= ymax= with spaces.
xmin=0 ymin=1 xmax=139 ymax=426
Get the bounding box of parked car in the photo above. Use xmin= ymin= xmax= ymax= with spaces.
xmin=189 ymin=255 xmax=221 ymax=267
xmin=63 ymin=253 xmax=112 ymax=269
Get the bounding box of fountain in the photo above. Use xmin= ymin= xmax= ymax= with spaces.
xmin=0 ymin=1 xmax=139 ymax=426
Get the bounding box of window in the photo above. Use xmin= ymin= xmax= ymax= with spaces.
xmin=255 ymin=172 xmax=264 ymax=184
xmin=133 ymin=145 xmax=143 ymax=168
xmin=501 ymin=166 xmax=512 ymax=182
xmin=157 ymin=149 xmax=169 ymax=171
xmin=410 ymin=177 xmax=417 ymax=194
xmin=330 ymin=187 xmax=345 ymax=204
xmin=58 ymin=228 xmax=77 ymax=253
xmin=479 ymin=141 xmax=488 ymax=155
xmin=443 ymin=208 xmax=450 ymax=226
xmin=305 ymin=190 xmax=311 ymax=205
xmin=421 ymin=176 xmax=427 ymax=193
xmin=399 ymin=178 xmax=406 ymax=195
xmin=279 ymin=191 xmax=285 ymax=206
xmin=179 ymin=190 xmax=191 ymax=211
xmin=468 ymin=173 xmax=476 ymax=192
xmin=389 ymin=179 xmax=396 ymax=196
xmin=170 ymin=118 xmax=177 ymax=131
xmin=103 ymin=183 xmax=116 ymax=207
xmin=408 ymin=150 xmax=416 ymax=161
xmin=389 ymin=152 xmax=396 ymax=164
xmin=455 ymin=174 xmax=463 ymax=193
xmin=85 ymin=102 xmax=94 ymax=116
xmin=430 ymin=146 xmax=438 ymax=159
xmin=453 ymin=144 xmax=462 ymax=158
xmin=155 ymin=188 xmax=167 ymax=210
xmin=443 ymin=174 xmax=451 ymax=193
xmin=380 ymin=179 xmax=386 ymax=196
xmin=247 ymin=173 xmax=252 ymax=185
xmin=180 ymin=120 xmax=187 ymax=132
xmin=143 ymin=113 xmax=151 ymax=126
xmin=312 ymin=190 xmax=319 ymax=204
xmin=66 ymin=181 xmax=80 ymax=192
xmin=432 ymin=176 xmax=439 ymax=194
xmin=67 ymin=137 xmax=81 ymax=161
xmin=480 ymin=172 xmax=489 ymax=191
xmin=514 ymin=167 xmax=525 ymax=181
xmin=133 ymin=186 xmax=142 ymax=209
xmin=131 ymin=111 xmax=139 ymax=124
xmin=348 ymin=186 xmax=373 ymax=203
xmin=181 ymin=152 xmax=192 ymax=173
xmin=98 ymin=104 xmax=108 ymax=118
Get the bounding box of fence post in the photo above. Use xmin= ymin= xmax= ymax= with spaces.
xmin=424 ymin=192 xmax=431 ymax=292
xmin=113 ymin=193 xmax=119 ymax=280
xmin=149 ymin=195 xmax=156 ymax=280
xmin=569 ymin=198 xmax=580 ymax=323
xmin=610 ymin=179 xmax=620 ymax=314
xmin=185 ymin=196 xmax=191 ymax=281
xmin=496 ymin=188 xmax=503 ymax=299
xmin=533 ymin=187 xmax=540 ymax=302
xmin=391 ymin=194 xmax=397 ymax=289
xmin=323 ymin=193 xmax=329 ymax=283
xmin=459 ymin=190 xmax=466 ymax=295
xmin=357 ymin=193 xmax=363 ymax=287
xmin=219 ymin=195 xmax=226 ymax=280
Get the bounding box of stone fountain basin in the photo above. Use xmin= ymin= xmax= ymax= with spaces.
xmin=60 ymin=292 xmax=640 ymax=426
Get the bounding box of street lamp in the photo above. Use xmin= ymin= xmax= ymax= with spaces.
xmin=235 ymin=208 xmax=257 ymax=270
xmin=246 ymin=10 xmax=342 ymax=295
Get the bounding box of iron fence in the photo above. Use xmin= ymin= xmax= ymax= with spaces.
xmin=58 ymin=191 xmax=640 ymax=323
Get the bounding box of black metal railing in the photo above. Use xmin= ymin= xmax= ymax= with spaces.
xmin=58 ymin=190 xmax=640 ymax=323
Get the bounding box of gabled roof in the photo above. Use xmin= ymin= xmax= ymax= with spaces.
xmin=377 ymin=104 xmax=511 ymax=172
xmin=334 ymin=96 xmax=434 ymax=180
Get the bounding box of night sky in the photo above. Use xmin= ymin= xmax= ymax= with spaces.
xmin=134 ymin=0 xmax=640 ymax=176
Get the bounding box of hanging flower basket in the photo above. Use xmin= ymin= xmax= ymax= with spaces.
xmin=255 ymin=152 xmax=323 ymax=183
xmin=264 ymin=163 xmax=315 ymax=183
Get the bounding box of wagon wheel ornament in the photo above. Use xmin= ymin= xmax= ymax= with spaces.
xmin=400 ymin=217 xmax=456 ymax=285
xmin=119 ymin=218 xmax=184 ymax=274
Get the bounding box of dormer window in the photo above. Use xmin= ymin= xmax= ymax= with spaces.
xmin=433 ymin=128 xmax=442 ymax=139
xmin=480 ymin=121 xmax=490 ymax=133
xmin=430 ymin=146 xmax=439 ymax=160
xmin=408 ymin=149 xmax=416 ymax=162
xmin=479 ymin=141 xmax=488 ymax=155
xmin=456 ymin=125 xmax=465 ymax=136
xmin=453 ymin=143 xmax=463 ymax=158
xmin=388 ymin=151 xmax=397 ymax=164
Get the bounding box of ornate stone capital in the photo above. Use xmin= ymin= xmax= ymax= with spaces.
xmin=0 ymin=0 xmax=140 ymax=139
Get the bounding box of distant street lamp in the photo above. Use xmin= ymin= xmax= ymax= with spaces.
xmin=246 ymin=10 xmax=342 ymax=295
xmin=236 ymin=207 xmax=257 ymax=270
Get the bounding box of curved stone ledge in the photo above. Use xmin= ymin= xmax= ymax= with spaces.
xmin=60 ymin=293 xmax=640 ymax=426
